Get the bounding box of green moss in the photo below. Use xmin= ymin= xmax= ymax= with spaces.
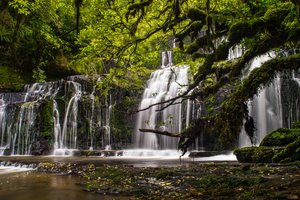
xmin=185 ymin=42 xmax=200 ymax=54
xmin=228 ymin=21 xmax=252 ymax=43
xmin=40 ymin=100 xmax=54 ymax=139
xmin=0 ymin=65 xmax=28 ymax=91
xmin=215 ymin=42 xmax=232 ymax=60
xmin=228 ymin=2 xmax=293 ymax=43
xmin=93 ymin=165 xmax=129 ymax=184
xmin=260 ymin=128 xmax=300 ymax=146
xmin=234 ymin=146 xmax=285 ymax=163
xmin=191 ymin=21 xmax=203 ymax=31
xmin=156 ymin=171 xmax=175 ymax=180
xmin=293 ymin=121 xmax=300 ymax=129
xmin=232 ymin=69 xmax=300 ymax=163
xmin=263 ymin=2 xmax=293 ymax=25
xmin=201 ymin=74 xmax=215 ymax=89
xmin=110 ymin=92 xmax=138 ymax=148
xmin=273 ymin=137 xmax=300 ymax=163
xmin=188 ymin=174 xmax=267 ymax=196
xmin=187 ymin=8 xmax=206 ymax=21
xmin=192 ymin=52 xmax=205 ymax=60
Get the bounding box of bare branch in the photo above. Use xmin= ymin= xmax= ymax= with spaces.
xmin=170 ymin=67 xmax=189 ymax=88
xmin=139 ymin=129 xmax=180 ymax=137
xmin=131 ymin=87 xmax=192 ymax=114
xmin=116 ymin=17 xmax=185 ymax=57
xmin=155 ymin=98 xmax=187 ymax=112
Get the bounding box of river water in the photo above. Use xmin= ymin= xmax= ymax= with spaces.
xmin=0 ymin=154 xmax=237 ymax=199
xmin=0 ymin=168 xmax=114 ymax=200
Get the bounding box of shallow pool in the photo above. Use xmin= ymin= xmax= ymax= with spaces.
xmin=0 ymin=169 xmax=122 ymax=200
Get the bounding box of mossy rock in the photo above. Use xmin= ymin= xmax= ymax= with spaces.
xmin=40 ymin=100 xmax=54 ymax=138
xmin=31 ymin=100 xmax=54 ymax=155
xmin=234 ymin=146 xmax=285 ymax=163
xmin=272 ymin=137 xmax=300 ymax=163
xmin=260 ymin=128 xmax=300 ymax=147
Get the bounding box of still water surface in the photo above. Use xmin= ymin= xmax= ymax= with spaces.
xmin=0 ymin=169 xmax=115 ymax=200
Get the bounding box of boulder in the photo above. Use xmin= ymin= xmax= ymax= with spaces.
xmin=260 ymin=128 xmax=300 ymax=147
xmin=234 ymin=146 xmax=285 ymax=163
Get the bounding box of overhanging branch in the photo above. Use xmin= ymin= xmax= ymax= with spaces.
xmin=139 ymin=129 xmax=180 ymax=137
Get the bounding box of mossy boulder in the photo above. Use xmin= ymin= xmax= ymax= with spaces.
xmin=40 ymin=100 xmax=54 ymax=138
xmin=260 ymin=128 xmax=300 ymax=146
xmin=234 ymin=146 xmax=285 ymax=163
xmin=273 ymin=137 xmax=300 ymax=163
xmin=31 ymin=100 xmax=54 ymax=155
xmin=235 ymin=128 xmax=300 ymax=163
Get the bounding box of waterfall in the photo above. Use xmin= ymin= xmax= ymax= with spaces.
xmin=228 ymin=44 xmax=244 ymax=60
xmin=283 ymin=73 xmax=300 ymax=128
xmin=0 ymin=75 xmax=110 ymax=155
xmin=53 ymin=100 xmax=62 ymax=151
xmin=55 ymin=81 xmax=82 ymax=155
xmin=133 ymin=51 xmax=192 ymax=150
xmin=0 ymin=97 xmax=7 ymax=155
xmin=239 ymin=52 xmax=283 ymax=147
xmin=0 ymin=83 xmax=43 ymax=155
xmin=12 ymin=102 xmax=38 ymax=155
xmin=88 ymin=86 xmax=96 ymax=150
xmin=103 ymin=95 xmax=112 ymax=150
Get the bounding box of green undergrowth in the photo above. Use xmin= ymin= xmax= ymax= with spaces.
xmin=0 ymin=65 xmax=28 ymax=91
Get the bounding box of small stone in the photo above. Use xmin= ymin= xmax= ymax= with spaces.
xmin=287 ymin=194 xmax=299 ymax=200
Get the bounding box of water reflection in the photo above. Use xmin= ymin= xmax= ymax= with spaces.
xmin=0 ymin=171 xmax=104 ymax=200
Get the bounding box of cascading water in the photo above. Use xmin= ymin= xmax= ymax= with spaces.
xmin=282 ymin=72 xmax=300 ymax=128
xmin=12 ymin=102 xmax=38 ymax=155
xmin=54 ymin=81 xmax=82 ymax=155
xmin=53 ymin=100 xmax=62 ymax=152
xmin=0 ymin=97 xmax=7 ymax=155
xmin=0 ymin=84 xmax=43 ymax=155
xmin=103 ymin=95 xmax=112 ymax=150
xmin=132 ymin=51 xmax=192 ymax=151
xmin=0 ymin=76 xmax=111 ymax=156
xmin=88 ymin=86 xmax=96 ymax=150
xmin=238 ymin=52 xmax=283 ymax=147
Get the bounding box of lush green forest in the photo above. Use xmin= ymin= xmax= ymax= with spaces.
xmin=1 ymin=0 xmax=300 ymax=153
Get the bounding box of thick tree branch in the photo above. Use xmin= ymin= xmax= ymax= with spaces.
xmin=139 ymin=129 xmax=180 ymax=137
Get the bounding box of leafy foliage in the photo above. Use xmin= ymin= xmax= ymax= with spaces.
xmin=0 ymin=0 xmax=77 ymax=82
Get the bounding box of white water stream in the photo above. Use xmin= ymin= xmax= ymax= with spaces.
xmin=238 ymin=52 xmax=283 ymax=147
xmin=0 ymin=76 xmax=110 ymax=156
xmin=133 ymin=51 xmax=192 ymax=150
